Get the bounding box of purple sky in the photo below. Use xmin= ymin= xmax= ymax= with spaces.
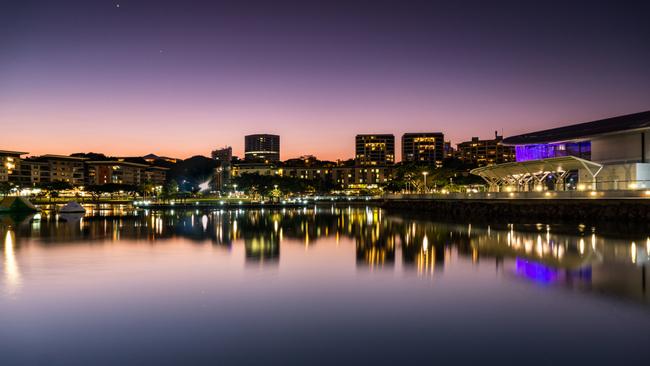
xmin=1 ymin=0 xmax=649 ymax=160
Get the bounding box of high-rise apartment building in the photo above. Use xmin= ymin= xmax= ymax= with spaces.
xmin=401 ymin=133 xmax=445 ymax=166
xmin=212 ymin=146 xmax=233 ymax=190
xmin=244 ymin=134 xmax=280 ymax=162
xmin=355 ymin=134 xmax=395 ymax=165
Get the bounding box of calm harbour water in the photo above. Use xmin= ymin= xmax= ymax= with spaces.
xmin=1 ymin=205 xmax=649 ymax=365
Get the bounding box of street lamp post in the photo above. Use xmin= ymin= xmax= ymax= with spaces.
xmin=422 ymin=172 xmax=429 ymax=193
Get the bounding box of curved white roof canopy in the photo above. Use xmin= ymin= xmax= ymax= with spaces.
xmin=470 ymin=156 xmax=603 ymax=188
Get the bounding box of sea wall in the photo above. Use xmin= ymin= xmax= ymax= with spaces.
xmin=381 ymin=199 xmax=650 ymax=223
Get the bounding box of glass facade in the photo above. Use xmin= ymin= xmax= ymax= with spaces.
xmin=515 ymin=141 xmax=591 ymax=162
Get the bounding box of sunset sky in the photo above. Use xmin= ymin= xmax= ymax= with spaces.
xmin=1 ymin=0 xmax=649 ymax=160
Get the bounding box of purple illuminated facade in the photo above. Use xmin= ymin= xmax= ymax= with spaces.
xmin=515 ymin=141 xmax=591 ymax=162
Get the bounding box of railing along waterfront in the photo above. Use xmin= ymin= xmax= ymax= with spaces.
xmin=385 ymin=189 xmax=650 ymax=200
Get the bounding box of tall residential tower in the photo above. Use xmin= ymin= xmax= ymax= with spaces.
xmin=402 ymin=133 xmax=445 ymax=166
xmin=244 ymin=134 xmax=280 ymax=162
xmin=355 ymin=134 xmax=395 ymax=165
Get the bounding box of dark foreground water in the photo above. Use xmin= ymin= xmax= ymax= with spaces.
xmin=1 ymin=205 xmax=649 ymax=365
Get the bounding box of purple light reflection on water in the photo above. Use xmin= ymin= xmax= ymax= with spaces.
xmin=515 ymin=258 xmax=559 ymax=284
xmin=1 ymin=209 xmax=649 ymax=365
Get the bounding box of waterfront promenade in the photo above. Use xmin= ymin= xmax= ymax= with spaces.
xmin=385 ymin=189 xmax=650 ymax=200
xmin=382 ymin=192 xmax=650 ymax=223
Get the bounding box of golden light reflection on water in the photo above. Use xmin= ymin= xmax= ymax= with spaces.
xmin=3 ymin=229 xmax=21 ymax=296
xmin=416 ymin=234 xmax=436 ymax=276
xmin=1 ymin=206 xmax=649 ymax=303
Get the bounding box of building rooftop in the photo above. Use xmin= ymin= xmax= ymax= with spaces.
xmin=0 ymin=150 xmax=29 ymax=155
xmin=245 ymin=133 xmax=279 ymax=137
xmin=86 ymin=161 xmax=150 ymax=168
xmin=503 ymin=110 xmax=650 ymax=145
xmin=402 ymin=132 xmax=444 ymax=136
xmin=39 ymin=154 xmax=88 ymax=160
xmin=471 ymin=155 xmax=603 ymax=179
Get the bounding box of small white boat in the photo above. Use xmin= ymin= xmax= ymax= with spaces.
xmin=59 ymin=201 xmax=86 ymax=213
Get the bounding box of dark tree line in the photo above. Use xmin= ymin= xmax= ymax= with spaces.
xmin=232 ymin=173 xmax=336 ymax=198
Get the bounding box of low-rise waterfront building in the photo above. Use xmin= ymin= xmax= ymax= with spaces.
xmin=144 ymin=166 xmax=169 ymax=186
xmin=3 ymin=150 xmax=168 ymax=188
xmin=472 ymin=110 xmax=650 ymax=192
xmin=86 ymin=161 xmax=167 ymax=186
xmin=86 ymin=161 xmax=149 ymax=186
xmin=232 ymin=162 xmax=333 ymax=181
xmin=281 ymin=167 xmax=332 ymax=181
xmin=38 ymin=155 xmax=87 ymax=186
xmin=231 ymin=158 xmax=391 ymax=191
xmin=14 ymin=158 xmax=49 ymax=186
xmin=456 ymin=133 xmax=515 ymax=166
xmin=231 ymin=162 xmax=279 ymax=177
xmin=0 ymin=150 xmax=27 ymax=183
xmin=332 ymin=166 xmax=393 ymax=190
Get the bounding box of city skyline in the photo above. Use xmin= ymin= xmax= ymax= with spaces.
xmin=1 ymin=109 xmax=647 ymax=163
xmin=2 ymin=1 xmax=649 ymax=160
xmin=4 ymin=2 xmax=650 ymax=364
xmin=2 ymin=128 xmax=508 ymax=163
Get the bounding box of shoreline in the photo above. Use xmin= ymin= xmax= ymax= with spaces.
xmin=381 ymin=198 xmax=650 ymax=223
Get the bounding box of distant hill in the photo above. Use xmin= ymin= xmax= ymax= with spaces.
xmin=71 ymin=152 xmax=111 ymax=161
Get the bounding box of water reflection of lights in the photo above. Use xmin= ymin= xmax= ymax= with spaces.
xmin=592 ymin=234 xmax=596 ymax=249
xmin=417 ymin=235 xmax=435 ymax=275
xmin=7 ymin=207 xmax=649 ymax=271
xmin=363 ymin=246 xmax=387 ymax=267
xmin=4 ymin=230 xmax=21 ymax=296
xmin=201 ymin=215 xmax=208 ymax=232
xmin=515 ymin=258 xmax=557 ymax=284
